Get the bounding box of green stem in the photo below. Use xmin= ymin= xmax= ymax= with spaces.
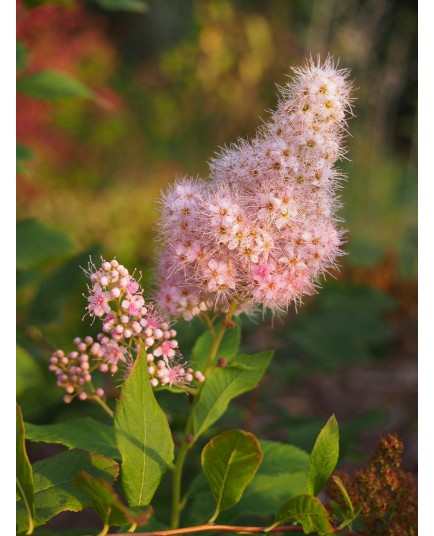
xmin=203 ymin=301 xmax=238 ymax=378
xmin=170 ymin=301 xmax=238 ymax=529
xmin=90 ymin=394 xmax=114 ymax=418
xmin=170 ymin=420 xmax=193 ymax=529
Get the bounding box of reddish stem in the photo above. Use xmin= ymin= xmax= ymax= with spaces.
xmin=110 ymin=523 xmax=359 ymax=536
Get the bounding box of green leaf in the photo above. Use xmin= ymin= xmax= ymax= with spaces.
xmin=271 ymin=494 xmax=333 ymax=534
xmin=235 ymin=440 xmax=309 ymax=515
xmin=16 ymin=404 xmax=35 ymax=535
xmin=186 ymin=440 xmax=309 ymax=524
xmin=16 ymin=345 xmax=44 ymax=398
xmin=192 ymin=351 xmax=273 ymax=440
xmin=17 ymin=40 xmax=29 ymax=72
xmin=25 ymin=417 xmax=119 ymax=460
xmin=202 ymin=430 xmax=263 ymax=522
xmin=331 ymin=475 xmax=355 ymax=520
xmin=17 ymin=70 xmax=92 ymax=100
xmin=16 ymin=449 xmax=118 ymax=533
xmin=114 ymin=351 xmax=174 ymax=507
xmin=94 ymin=0 xmax=148 ymax=12
xmin=16 ymin=220 xmax=75 ymax=270
xmin=29 ymin=246 xmax=101 ymax=325
xmin=307 ymin=415 xmax=339 ymax=496
xmin=192 ymin=318 xmax=241 ymax=370
xmin=75 ymin=472 xmax=153 ymax=527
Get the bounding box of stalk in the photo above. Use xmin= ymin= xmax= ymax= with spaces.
xmin=170 ymin=301 xmax=238 ymax=529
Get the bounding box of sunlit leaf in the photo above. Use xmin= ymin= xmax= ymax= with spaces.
xmin=192 ymin=351 xmax=273 ymax=440
xmin=202 ymin=429 xmax=263 ymax=522
xmin=307 ymin=415 xmax=339 ymax=496
xmin=114 ymin=351 xmax=174 ymax=507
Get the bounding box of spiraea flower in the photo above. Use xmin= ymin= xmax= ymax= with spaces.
xmin=155 ymin=57 xmax=353 ymax=319
xmin=50 ymin=258 xmax=205 ymax=402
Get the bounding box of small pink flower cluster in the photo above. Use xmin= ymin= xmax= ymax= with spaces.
xmin=156 ymin=58 xmax=353 ymax=319
xmin=49 ymin=336 xmax=109 ymax=404
xmin=49 ymin=258 xmax=205 ymax=402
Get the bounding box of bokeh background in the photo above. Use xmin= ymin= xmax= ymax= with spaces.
xmin=16 ymin=0 xmax=417 ymax=530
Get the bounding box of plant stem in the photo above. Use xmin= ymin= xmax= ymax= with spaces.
xmin=90 ymin=394 xmax=114 ymax=418
xmin=110 ymin=523 xmax=359 ymax=536
xmin=203 ymin=301 xmax=238 ymax=378
xmin=170 ymin=420 xmax=193 ymax=529
xmin=170 ymin=301 xmax=238 ymax=529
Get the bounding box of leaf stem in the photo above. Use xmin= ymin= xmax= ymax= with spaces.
xmin=90 ymin=394 xmax=114 ymax=418
xmin=109 ymin=523 xmax=360 ymax=535
xmin=170 ymin=301 xmax=238 ymax=529
xmin=200 ymin=312 xmax=216 ymax=338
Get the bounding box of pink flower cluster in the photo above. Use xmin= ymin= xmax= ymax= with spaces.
xmin=50 ymin=258 xmax=205 ymax=403
xmin=156 ymin=58 xmax=353 ymax=319
xmin=49 ymin=336 xmax=111 ymax=404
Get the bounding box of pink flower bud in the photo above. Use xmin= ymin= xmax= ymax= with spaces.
xmin=111 ymin=287 xmax=121 ymax=298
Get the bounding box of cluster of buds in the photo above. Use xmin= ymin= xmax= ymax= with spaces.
xmin=326 ymin=434 xmax=417 ymax=535
xmin=49 ymin=337 xmax=110 ymax=404
xmin=155 ymin=58 xmax=353 ymax=319
xmin=49 ymin=258 xmax=205 ymax=403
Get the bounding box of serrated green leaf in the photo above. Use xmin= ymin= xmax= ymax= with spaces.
xmin=272 ymin=494 xmax=333 ymax=534
xmin=25 ymin=417 xmax=119 ymax=460
xmin=16 ymin=404 xmax=35 ymax=535
xmin=74 ymin=472 xmax=153 ymax=526
xmin=16 ymin=449 xmax=118 ymax=533
xmin=17 ymin=345 xmax=44 ymax=398
xmin=307 ymin=415 xmax=339 ymax=496
xmin=202 ymin=430 xmax=263 ymax=522
xmin=17 ymin=70 xmax=92 ymax=100
xmin=93 ymin=0 xmax=148 ymax=12
xmin=186 ymin=440 xmax=309 ymax=524
xmin=192 ymin=351 xmax=273 ymax=440
xmin=29 ymin=246 xmax=101 ymax=325
xmin=16 ymin=220 xmax=75 ymax=270
xmin=17 ymin=40 xmax=29 ymax=72
xmin=114 ymin=351 xmax=174 ymax=507
xmin=192 ymin=318 xmax=241 ymax=370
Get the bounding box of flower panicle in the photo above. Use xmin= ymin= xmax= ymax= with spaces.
xmin=155 ymin=57 xmax=353 ymax=320
xmin=49 ymin=257 xmax=205 ymax=403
